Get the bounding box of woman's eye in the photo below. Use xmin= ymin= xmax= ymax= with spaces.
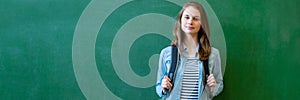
xmin=185 ymin=16 xmax=189 ymax=19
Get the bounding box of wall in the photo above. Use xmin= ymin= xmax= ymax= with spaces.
xmin=0 ymin=0 xmax=299 ymax=99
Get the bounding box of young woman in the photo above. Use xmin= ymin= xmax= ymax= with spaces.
xmin=156 ymin=2 xmax=223 ymax=100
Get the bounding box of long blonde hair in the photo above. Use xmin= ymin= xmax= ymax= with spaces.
xmin=171 ymin=1 xmax=211 ymax=61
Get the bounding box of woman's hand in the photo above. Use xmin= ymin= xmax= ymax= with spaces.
xmin=207 ymin=74 xmax=216 ymax=93
xmin=161 ymin=76 xmax=173 ymax=92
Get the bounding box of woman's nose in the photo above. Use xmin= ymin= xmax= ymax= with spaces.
xmin=187 ymin=18 xmax=193 ymax=24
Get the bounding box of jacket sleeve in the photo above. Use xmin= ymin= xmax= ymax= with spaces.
xmin=204 ymin=48 xmax=224 ymax=99
xmin=212 ymin=48 xmax=224 ymax=97
xmin=156 ymin=48 xmax=168 ymax=98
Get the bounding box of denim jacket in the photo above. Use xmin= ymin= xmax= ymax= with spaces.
xmin=156 ymin=46 xmax=223 ymax=100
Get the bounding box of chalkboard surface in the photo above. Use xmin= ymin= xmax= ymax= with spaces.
xmin=0 ymin=0 xmax=299 ymax=99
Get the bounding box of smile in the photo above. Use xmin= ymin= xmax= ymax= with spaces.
xmin=186 ymin=26 xmax=194 ymax=30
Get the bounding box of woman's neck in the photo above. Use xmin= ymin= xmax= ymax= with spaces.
xmin=184 ymin=33 xmax=199 ymax=57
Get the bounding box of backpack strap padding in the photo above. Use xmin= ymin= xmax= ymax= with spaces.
xmin=168 ymin=45 xmax=178 ymax=84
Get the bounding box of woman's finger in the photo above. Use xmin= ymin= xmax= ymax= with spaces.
xmin=162 ymin=76 xmax=173 ymax=89
xmin=167 ymin=82 xmax=173 ymax=89
xmin=207 ymin=74 xmax=214 ymax=80
xmin=207 ymin=74 xmax=216 ymax=87
xmin=208 ymin=81 xmax=216 ymax=87
xmin=164 ymin=76 xmax=171 ymax=81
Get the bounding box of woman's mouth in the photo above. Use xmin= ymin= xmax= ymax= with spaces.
xmin=186 ymin=26 xmax=194 ymax=30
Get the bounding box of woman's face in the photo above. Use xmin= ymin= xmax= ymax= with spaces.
xmin=181 ymin=6 xmax=201 ymax=35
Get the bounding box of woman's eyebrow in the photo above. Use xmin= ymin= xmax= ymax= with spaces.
xmin=184 ymin=14 xmax=190 ymax=17
xmin=184 ymin=14 xmax=200 ymax=18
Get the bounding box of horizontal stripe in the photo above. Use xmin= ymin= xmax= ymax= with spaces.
xmin=180 ymin=58 xmax=200 ymax=99
xmin=182 ymin=81 xmax=198 ymax=84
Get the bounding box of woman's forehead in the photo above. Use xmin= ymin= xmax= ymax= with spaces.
xmin=183 ymin=6 xmax=200 ymax=17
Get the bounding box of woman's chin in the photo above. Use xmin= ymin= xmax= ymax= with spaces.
xmin=185 ymin=31 xmax=197 ymax=35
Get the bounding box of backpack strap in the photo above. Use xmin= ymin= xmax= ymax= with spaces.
xmin=168 ymin=45 xmax=179 ymax=84
xmin=164 ymin=45 xmax=179 ymax=93
xmin=203 ymin=59 xmax=209 ymax=85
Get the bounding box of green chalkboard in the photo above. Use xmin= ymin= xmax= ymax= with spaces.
xmin=0 ymin=0 xmax=299 ymax=99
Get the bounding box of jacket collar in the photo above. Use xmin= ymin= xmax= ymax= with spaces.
xmin=183 ymin=44 xmax=199 ymax=58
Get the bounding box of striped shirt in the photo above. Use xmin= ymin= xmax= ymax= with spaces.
xmin=180 ymin=58 xmax=202 ymax=100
